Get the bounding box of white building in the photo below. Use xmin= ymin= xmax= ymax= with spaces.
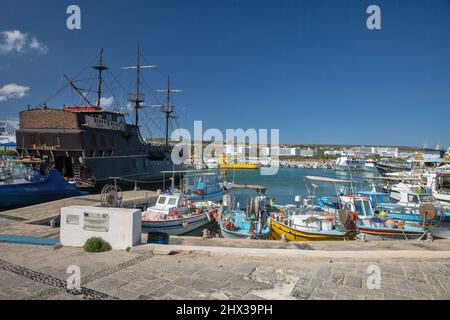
xmin=0 ymin=118 xmax=19 ymax=143
xmin=299 ymin=148 xmax=318 ymax=157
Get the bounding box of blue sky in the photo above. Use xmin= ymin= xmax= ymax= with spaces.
xmin=0 ymin=0 xmax=449 ymax=147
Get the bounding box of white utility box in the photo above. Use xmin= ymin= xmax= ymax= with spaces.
xmin=60 ymin=206 xmax=142 ymax=250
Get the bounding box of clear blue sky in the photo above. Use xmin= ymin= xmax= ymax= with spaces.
xmin=0 ymin=0 xmax=449 ymax=147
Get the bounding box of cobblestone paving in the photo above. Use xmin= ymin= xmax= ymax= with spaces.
xmin=0 ymin=243 xmax=449 ymax=300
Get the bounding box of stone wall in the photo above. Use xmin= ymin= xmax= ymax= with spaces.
xmin=20 ymin=109 xmax=79 ymax=129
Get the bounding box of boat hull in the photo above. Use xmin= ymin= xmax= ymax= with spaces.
xmin=357 ymin=226 xmax=425 ymax=240
xmin=433 ymin=191 xmax=450 ymax=206
xmin=142 ymin=213 xmax=210 ymax=236
xmin=0 ymin=169 xmax=83 ymax=208
xmin=220 ymin=225 xmax=270 ymax=239
xmin=269 ymin=218 xmax=355 ymax=241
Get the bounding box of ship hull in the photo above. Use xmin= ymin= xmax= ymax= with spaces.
xmin=84 ymin=155 xmax=183 ymax=185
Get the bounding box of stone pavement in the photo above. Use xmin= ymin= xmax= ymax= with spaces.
xmin=0 ymin=242 xmax=449 ymax=300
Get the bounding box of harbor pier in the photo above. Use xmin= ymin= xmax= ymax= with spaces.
xmin=0 ymin=192 xmax=449 ymax=300
xmin=0 ymin=239 xmax=449 ymax=300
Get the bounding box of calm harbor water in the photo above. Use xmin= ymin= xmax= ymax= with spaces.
xmin=225 ymin=167 xmax=380 ymax=206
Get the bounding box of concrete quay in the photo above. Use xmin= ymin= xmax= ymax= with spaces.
xmin=0 ymin=239 xmax=449 ymax=300
xmin=0 ymin=190 xmax=157 ymax=238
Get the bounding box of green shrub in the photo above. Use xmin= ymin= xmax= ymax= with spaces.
xmin=83 ymin=237 xmax=112 ymax=252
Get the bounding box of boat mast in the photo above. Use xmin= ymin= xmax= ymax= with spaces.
xmin=157 ymin=76 xmax=182 ymax=147
xmin=122 ymin=43 xmax=156 ymax=134
xmin=92 ymin=48 xmax=108 ymax=108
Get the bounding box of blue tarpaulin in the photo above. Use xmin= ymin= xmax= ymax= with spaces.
xmin=0 ymin=141 xmax=16 ymax=147
xmin=0 ymin=234 xmax=59 ymax=246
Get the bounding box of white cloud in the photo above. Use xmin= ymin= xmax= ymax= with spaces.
xmin=0 ymin=30 xmax=48 ymax=55
xmin=99 ymin=96 xmax=114 ymax=108
xmin=29 ymin=37 xmax=48 ymax=54
xmin=0 ymin=83 xmax=30 ymax=102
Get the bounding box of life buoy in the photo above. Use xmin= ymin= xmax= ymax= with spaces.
xmin=169 ymin=210 xmax=177 ymax=216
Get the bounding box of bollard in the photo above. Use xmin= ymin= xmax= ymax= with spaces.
xmin=50 ymin=219 xmax=56 ymax=228
xmin=281 ymin=234 xmax=287 ymax=242
xmin=360 ymin=233 xmax=366 ymax=242
xmin=202 ymin=229 xmax=210 ymax=239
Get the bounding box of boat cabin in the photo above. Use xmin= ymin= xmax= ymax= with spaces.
xmin=340 ymin=195 xmax=375 ymax=217
xmin=154 ymin=193 xmax=186 ymax=211
xmin=183 ymin=171 xmax=223 ymax=195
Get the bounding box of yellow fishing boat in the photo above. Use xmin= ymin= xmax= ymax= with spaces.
xmin=219 ymin=155 xmax=259 ymax=170
xmin=219 ymin=163 xmax=259 ymax=169
xmin=269 ymin=218 xmax=355 ymax=241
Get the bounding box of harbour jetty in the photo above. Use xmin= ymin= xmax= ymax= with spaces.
xmin=0 ymin=190 xmax=158 ymax=238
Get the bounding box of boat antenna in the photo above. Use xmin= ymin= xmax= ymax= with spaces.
xmin=156 ymin=76 xmax=182 ymax=147
xmin=63 ymin=74 xmax=94 ymax=106
xmin=92 ymin=48 xmax=108 ymax=108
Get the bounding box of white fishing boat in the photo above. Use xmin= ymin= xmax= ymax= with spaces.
xmin=363 ymin=159 xmax=379 ymax=173
xmin=141 ymin=193 xmax=213 ymax=235
xmin=334 ymin=157 xmax=365 ymax=171
xmin=422 ymin=170 xmax=450 ymax=206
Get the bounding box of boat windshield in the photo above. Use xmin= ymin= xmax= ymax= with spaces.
xmin=378 ymin=195 xmax=391 ymax=204
xmin=167 ymin=197 xmax=178 ymax=206
xmin=355 ymin=199 xmax=373 ymax=216
xmin=157 ymin=196 xmax=167 ymax=205
xmin=418 ymin=194 xmax=435 ymax=203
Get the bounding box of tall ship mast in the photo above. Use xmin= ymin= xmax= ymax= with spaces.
xmin=15 ymin=47 xmax=185 ymax=188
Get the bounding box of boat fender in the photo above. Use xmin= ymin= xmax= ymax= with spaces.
xmin=182 ymin=221 xmax=188 ymax=228
xmin=206 ymin=212 xmax=211 ymax=221
xmin=169 ymin=210 xmax=177 ymax=217
xmin=384 ymin=219 xmax=397 ymax=229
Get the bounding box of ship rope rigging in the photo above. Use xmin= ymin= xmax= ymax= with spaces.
xmin=31 ymin=45 xmax=186 ymax=148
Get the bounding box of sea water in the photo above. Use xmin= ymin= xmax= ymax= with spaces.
xmin=226 ymin=167 xmax=379 ymax=206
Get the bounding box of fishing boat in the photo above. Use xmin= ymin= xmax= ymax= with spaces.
xmin=141 ymin=192 xmax=216 ymax=235
xmin=375 ymin=162 xmax=412 ymax=175
xmin=220 ymin=209 xmax=271 ymax=239
xmin=269 ymin=206 xmax=357 ymax=241
xmin=181 ymin=171 xmax=225 ymax=201
xmin=218 ymin=155 xmax=259 ymax=170
xmin=357 ymin=178 xmax=450 ymax=238
xmin=423 ymin=170 xmax=450 ymax=206
xmin=334 ymin=157 xmax=365 ymax=171
xmin=219 ymin=186 xmax=271 ymax=239
xmin=338 ymin=194 xmax=428 ymax=240
xmin=269 ymin=176 xmax=359 ymax=241
xmin=0 ymin=161 xmax=85 ymax=208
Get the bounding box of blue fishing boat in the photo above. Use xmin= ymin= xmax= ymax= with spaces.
xmin=219 ymin=185 xmax=271 ymax=239
xmin=357 ymin=182 xmax=450 ymax=238
xmin=183 ymin=171 xmax=225 ymax=201
xmin=162 ymin=170 xmax=226 ymax=202
xmin=220 ymin=209 xmax=271 ymax=239
xmin=0 ymin=166 xmax=85 ymax=208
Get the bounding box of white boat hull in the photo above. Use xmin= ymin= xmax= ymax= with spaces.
xmin=142 ymin=213 xmax=210 ymax=236
xmin=433 ymin=191 xmax=450 ymax=206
